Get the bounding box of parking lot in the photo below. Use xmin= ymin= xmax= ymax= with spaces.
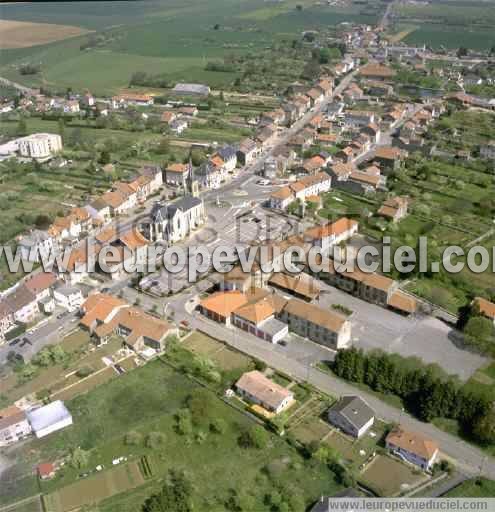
xmin=315 ymin=281 xmax=487 ymax=381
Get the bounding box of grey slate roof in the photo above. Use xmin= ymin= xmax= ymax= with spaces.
xmin=217 ymin=145 xmax=237 ymax=161
xmin=329 ymin=395 xmax=375 ymax=430
xmin=151 ymin=196 xmax=202 ymax=221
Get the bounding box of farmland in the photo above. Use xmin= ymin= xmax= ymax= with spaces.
xmin=0 ymin=0 xmax=383 ymax=95
xmin=390 ymin=0 xmax=495 ymax=49
xmin=0 ymin=20 xmax=91 ymax=50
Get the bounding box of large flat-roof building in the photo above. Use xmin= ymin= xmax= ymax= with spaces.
xmin=26 ymin=400 xmax=73 ymax=439
xmin=172 ymin=83 xmax=210 ymax=96
xmin=18 ymin=133 xmax=63 ymax=160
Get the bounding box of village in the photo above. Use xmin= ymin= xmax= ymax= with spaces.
xmin=0 ymin=14 xmax=495 ymax=512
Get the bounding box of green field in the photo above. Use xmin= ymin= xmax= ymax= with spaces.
xmin=0 ymin=0 xmax=382 ymax=95
xmin=445 ymin=477 xmax=495 ymax=497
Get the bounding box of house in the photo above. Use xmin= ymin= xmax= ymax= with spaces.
xmin=53 ymin=285 xmax=84 ymax=312
xmin=336 ymin=146 xmax=354 ymax=164
xmin=178 ymin=106 xmax=199 ymax=117
xmin=386 ymin=427 xmax=439 ymax=470
xmin=378 ymin=196 xmax=409 ymax=222
xmin=113 ymin=93 xmax=153 ymax=108
xmin=255 ymin=126 xmax=276 ymax=149
xmin=232 ymin=294 xmax=289 ymax=344
xmin=373 ymin=146 xmax=405 ymax=174
xmin=363 ymin=80 xmax=394 ymax=97
xmin=170 ymin=118 xmax=188 ymax=135
xmin=38 ymin=463 xmax=56 ymax=480
xmin=172 ymin=83 xmax=210 ymax=96
xmin=279 ymin=298 xmax=351 ymax=350
xmin=345 ymin=171 xmax=384 ymax=194
xmin=306 ymin=88 xmax=324 ymax=106
xmin=199 ymin=290 xmax=248 ymax=326
xmin=216 ymin=145 xmax=237 ymax=173
xmin=359 ymin=63 xmax=396 ymax=81
xmin=55 ymin=240 xmax=98 ymax=286
xmin=165 ymin=163 xmax=189 ymax=187
xmin=473 ymin=297 xmax=495 ymax=324
xmin=18 ymin=230 xmax=55 ymax=262
xmin=24 ymin=272 xmax=57 ymax=303
xmin=5 ymin=284 xmax=39 ymax=324
xmin=100 ymin=190 xmax=134 ymax=216
xmin=0 ymin=302 xmax=15 ymax=342
xmin=81 ymin=91 xmax=95 ymax=107
xmin=328 ymin=162 xmax=355 ymax=183
xmin=344 ymin=110 xmax=376 ymax=129
xmin=161 ymin=111 xmax=177 ymax=125
xmin=0 ymin=406 xmax=32 ymax=446
xmin=197 ymin=160 xmax=224 ymax=190
xmin=237 ymin=138 xmax=258 ymax=166
xmin=361 ymin=123 xmax=380 ymax=143
xmin=26 ymin=401 xmax=73 ymax=439
xmin=235 ymin=370 xmax=294 ymax=414
xmin=80 ymin=293 xmax=176 ymax=351
xmin=327 ymin=396 xmax=375 ymax=438
xmin=87 ymin=197 xmax=112 ymax=224
xmin=269 ymin=186 xmax=294 ymax=210
xmin=304 ymin=217 xmax=359 ymax=252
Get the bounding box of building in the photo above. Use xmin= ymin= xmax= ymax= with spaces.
xmin=26 ymin=401 xmax=73 ymax=439
xmin=473 ymin=297 xmax=495 ymax=324
xmin=18 ymin=230 xmax=56 ymax=262
xmin=378 ymin=196 xmax=409 ymax=222
xmin=24 ymin=272 xmax=57 ymax=303
xmin=304 ymin=217 xmax=359 ymax=252
xmin=53 ymin=285 xmax=84 ymax=312
xmin=359 ymin=63 xmax=396 ymax=81
xmin=480 ymin=142 xmax=495 ymax=160
xmin=170 ymin=118 xmax=188 ymax=135
xmin=235 ymin=370 xmax=294 ymax=414
xmin=0 ymin=302 xmax=15 ymax=342
xmin=237 ymin=138 xmax=259 ymax=166
xmin=231 ymin=294 xmax=289 ymax=344
xmin=146 ymin=195 xmax=205 ymax=244
xmin=5 ymin=284 xmax=39 ymax=324
xmin=268 ymin=273 xmax=320 ymax=302
xmin=386 ymin=427 xmax=439 ymax=470
xmin=37 ymin=463 xmax=56 ymax=480
xmin=199 ymin=290 xmax=248 ymax=326
xmin=165 ymin=163 xmax=189 ymax=187
xmin=373 ymin=146 xmax=405 ymax=174
xmin=279 ymin=298 xmax=351 ymax=350
xmin=0 ymin=406 xmax=32 ymax=446
xmin=327 ymin=396 xmax=375 ymax=438
xmin=172 ymin=83 xmax=210 ymax=96
xmin=17 ymin=133 xmax=63 ymax=160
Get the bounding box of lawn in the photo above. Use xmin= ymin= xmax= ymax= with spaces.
xmin=359 ymin=454 xmax=428 ymax=497
xmin=9 ymin=358 xmax=342 ymax=510
xmin=445 ymin=477 xmax=495 ymax=498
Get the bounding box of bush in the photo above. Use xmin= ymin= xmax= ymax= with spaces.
xmin=76 ymin=366 xmax=94 ymax=378
xmin=125 ymin=430 xmax=143 ymax=446
xmin=146 ymin=432 xmax=166 ymax=448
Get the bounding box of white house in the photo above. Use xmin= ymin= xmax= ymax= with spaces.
xmin=0 ymin=406 xmax=32 ymax=446
xmin=304 ymin=217 xmax=359 ymax=252
xmin=235 ymin=370 xmax=294 ymax=414
xmin=53 ymin=286 xmax=84 ymax=312
xmin=5 ymin=284 xmax=39 ymax=324
xmin=26 ymin=401 xmax=73 ymax=439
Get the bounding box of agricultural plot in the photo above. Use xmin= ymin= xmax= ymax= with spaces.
xmin=359 ymin=454 xmax=428 ymax=497
xmin=43 ymin=461 xmax=145 ymax=512
xmin=0 ymin=20 xmax=91 ymax=49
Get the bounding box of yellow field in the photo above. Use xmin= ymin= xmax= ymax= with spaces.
xmin=0 ymin=20 xmax=91 ymax=49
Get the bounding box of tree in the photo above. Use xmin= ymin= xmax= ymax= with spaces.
xmin=17 ymin=117 xmax=27 ymax=136
xmin=70 ymin=447 xmax=90 ymax=469
xmin=34 ymin=214 xmax=52 ymax=229
xmin=156 ymin=138 xmax=170 ymax=155
xmin=176 ymin=409 xmax=193 ymax=436
xmin=457 ymin=47 xmax=468 ymax=58
xmin=238 ymin=425 xmax=269 ymax=449
xmin=142 ymin=470 xmax=193 ymax=512
xmin=99 ymin=149 xmax=111 ymax=165
xmin=58 ymin=118 xmax=65 ymax=143
xmin=210 ymin=418 xmax=226 ymax=435
xmin=146 ymin=432 xmax=166 ymax=448
xmin=471 ymin=409 xmax=495 ymax=444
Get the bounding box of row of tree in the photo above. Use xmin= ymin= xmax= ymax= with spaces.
xmin=332 ymin=348 xmax=494 ymax=445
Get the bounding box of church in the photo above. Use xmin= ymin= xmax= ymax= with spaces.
xmin=142 ymin=160 xmax=206 ymax=244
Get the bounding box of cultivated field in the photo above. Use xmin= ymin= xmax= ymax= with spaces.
xmin=0 ymin=20 xmax=91 ymax=49
xmin=43 ymin=461 xmax=145 ymax=512
xmin=360 ymin=455 xmax=428 ymax=497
